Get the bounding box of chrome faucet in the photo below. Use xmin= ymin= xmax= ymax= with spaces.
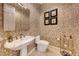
xmin=7 ymin=36 xmax=13 ymax=42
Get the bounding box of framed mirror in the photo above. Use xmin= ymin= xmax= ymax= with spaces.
xmin=15 ymin=4 xmax=30 ymax=32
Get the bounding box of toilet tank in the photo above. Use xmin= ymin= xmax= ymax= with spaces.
xmin=35 ymin=35 xmax=40 ymax=43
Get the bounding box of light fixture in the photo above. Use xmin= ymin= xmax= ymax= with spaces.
xmin=18 ymin=3 xmax=22 ymax=7
xmin=17 ymin=3 xmax=27 ymax=9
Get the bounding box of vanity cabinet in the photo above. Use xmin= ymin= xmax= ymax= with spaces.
xmin=4 ymin=4 xmax=15 ymax=31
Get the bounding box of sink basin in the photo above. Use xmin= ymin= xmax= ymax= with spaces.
xmin=4 ymin=36 xmax=35 ymax=56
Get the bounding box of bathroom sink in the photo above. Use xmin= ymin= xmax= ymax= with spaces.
xmin=4 ymin=36 xmax=35 ymax=56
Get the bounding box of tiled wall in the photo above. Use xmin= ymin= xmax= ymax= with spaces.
xmin=72 ymin=4 xmax=79 ymax=56
xmin=40 ymin=4 xmax=79 ymax=55
xmin=0 ymin=4 xmax=3 ymax=32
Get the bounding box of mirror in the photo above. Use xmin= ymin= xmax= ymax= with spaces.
xmin=15 ymin=5 xmax=30 ymax=32
xmin=3 ymin=4 xmax=30 ymax=32
xmin=4 ymin=4 xmax=15 ymax=31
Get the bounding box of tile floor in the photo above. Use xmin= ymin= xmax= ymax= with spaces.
xmin=30 ymin=46 xmax=62 ymax=56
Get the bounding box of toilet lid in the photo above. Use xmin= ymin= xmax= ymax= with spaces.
xmin=38 ymin=40 xmax=49 ymax=45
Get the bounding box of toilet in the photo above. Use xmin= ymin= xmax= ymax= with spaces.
xmin=35 ymin=36 xmax=49 ymax=52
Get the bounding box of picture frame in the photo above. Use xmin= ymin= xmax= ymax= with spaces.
xmin=50 ymin=17 xmax=57 ymax=25
xmin=51 ymin=9 xmax=57 ymax=17
xmin=44 ymin=11 xmax=49 ymax=18
xmin=44 ymin=9 xmax=58 ymax=25
xmin=44 ymin=11 xmax=50 ymax=25
xmin=44 ymin=19 xmax=50 ymax=25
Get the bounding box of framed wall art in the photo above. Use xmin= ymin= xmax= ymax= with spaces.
xmin=44 ymin=11 xmax=50 ymax=25
xmin=44 ymin=9 xmax=58 ymax=25
xmin=51 ymin=9 xmax=57 ymax=17
xmin=51 ymin=17 xmax=57 ymax=25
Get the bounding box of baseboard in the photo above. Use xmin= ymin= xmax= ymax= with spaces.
xmin=28 ymin=47 xmax=36 ymax=56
